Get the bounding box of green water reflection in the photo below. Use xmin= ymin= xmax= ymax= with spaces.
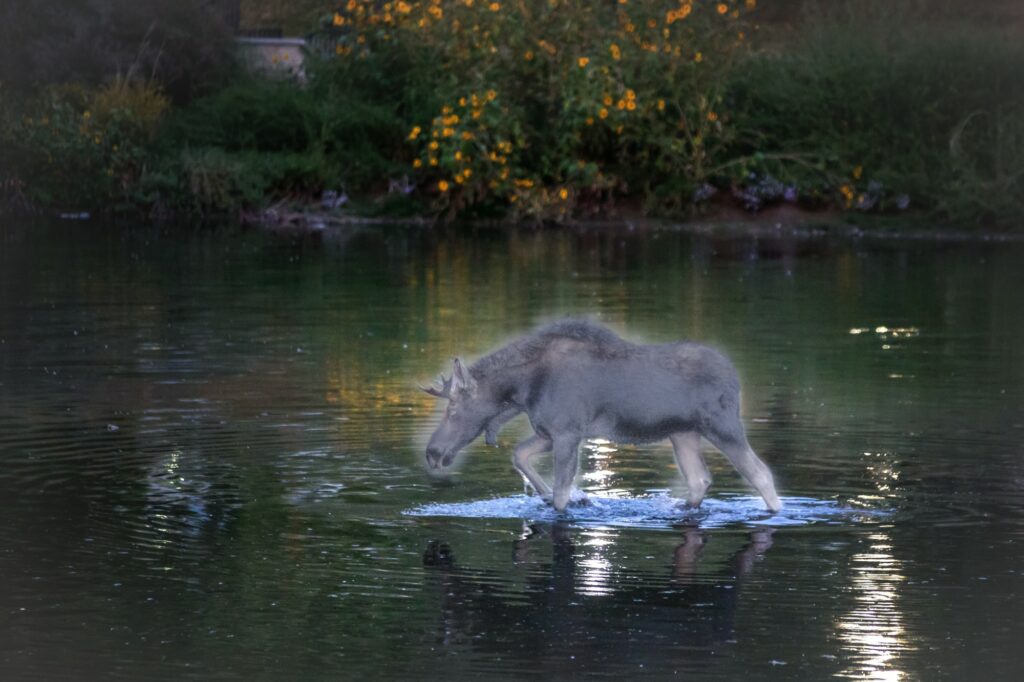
xmin=0 ymin=221 xmax=1021 ymax=680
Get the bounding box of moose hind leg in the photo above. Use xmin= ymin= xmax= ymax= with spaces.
xmin=704 ymin=430 xmax=782 ymax=512
xmin=669 ymin=432 xmax=713 ymax=507
xmin=512 ymin=435 xmax=553 ymax=499
xmin=551 ymin=437 xmax=582 ymax=512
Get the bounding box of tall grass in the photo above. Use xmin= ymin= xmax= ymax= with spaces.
xmin=729 ymin=1 xmax=1024 ymax=227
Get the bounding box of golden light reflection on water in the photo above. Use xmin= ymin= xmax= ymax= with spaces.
xmin=578 ymin=528 xmax=617 ymax=597
xmin=581 ymin=438 xmax=633 ymax=498
xmin=836 ymin=528 xmax=912 ymax=680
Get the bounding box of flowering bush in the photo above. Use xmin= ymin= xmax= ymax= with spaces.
xmin=318 ymin=0 xmax=757 ymax=218
xmin=1 ymin=79 xmax=169 ymax=209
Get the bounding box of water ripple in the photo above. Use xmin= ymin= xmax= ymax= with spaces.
xmin=405 ymin=492 xmax=889 ymax=529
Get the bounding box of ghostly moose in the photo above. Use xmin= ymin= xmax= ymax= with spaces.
xmin=421 ymin=320 xmax=782 ymax=513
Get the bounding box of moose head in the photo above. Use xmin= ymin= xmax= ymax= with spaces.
xmin=421 ymin=358 xmax=497 ymax=469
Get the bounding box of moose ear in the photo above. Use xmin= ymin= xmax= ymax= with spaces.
xmin=451 ymin=357 xmax=477 ymax=394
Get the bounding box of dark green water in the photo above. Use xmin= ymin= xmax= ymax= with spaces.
xmin=1 ymin=220 xmax=1021 ymax=680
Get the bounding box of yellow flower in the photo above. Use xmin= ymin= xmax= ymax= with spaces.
xmin=617 ymin=99 xmax=626 ymax=110
xmin=429 ymin=141 xmax=439 ymax=150
xmin=486 ymin=89 xmax=497 ymax=101
xmin=490 ymin=2 xmax=501 ymax=11
xmin=459 ymin=97 xmax=467 ymax=106
xmin=408 ymin=125 xmax=421 ymax=140
xmin=626 ymin=100 xmax=636 ymax=111
xmin=454 ymin=151 xmax=463 ymax=161
xmin=694 ymin=51 xmax=703 ymax=63
xmin=599 ymin=107 xmax=609 ymax=119
xmin=853 ymin=165 xmax=863 ymax=180
xmin=609 ymin=43 xmax=621 ymax=60
xmin=455 ymin=175 xmax=464 ymax=185
xmin=413 ymin=158 xmax=423 ymax=168
xmin=578 ymin=57 xmax=589 ymax=68
xmin=463 ymin=168 xmax=472 ymax=179
xmin=333 ymin=13 xmax=345 ymax=26
xmin=717 ymin=3 xmax=729 ymax=14
xmin=461 ymin=131 xmax=474 ymax=140
xmin=746 ymin=0 xmax=756 ymax=8
xmin=667 ymin=4 xmax=691 ymax=24
xmin=442 ymin=127 xmax=455 ymax=137
xmin=524 ymin=50 xmax=534 ymax=61
xmin=625 ymin=22 xmax=635 ymax=33
xmin=396 ymin=1 xmax=412 ymax=13
xmin=429 ymin=158 xmax=438 ymax=166
xmin=82 ymin=111 xmax=91 ymax=120
xmin=559 ymin=188 xmax=569 ymax=200
xmin=618 ymin=0 xmax=628 ymax=4
xmin=438 ymin=180 xmax=450 ymax=192
xmin=428 ymin=6 xmax=443 ymax=19
xmin=602 ymin=95 xmax=612 ymax=106
xmin=586 ymin=117 xmax=594 ymax=126
xmin=625 ymin=89 xmax=636 ymax=100
xmin=657 ymin=99 xmax=666 ymax=111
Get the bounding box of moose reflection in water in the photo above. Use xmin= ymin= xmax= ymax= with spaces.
xmin=422 ymin=320 xmax=782 ymax=512
xmin=421 ymin=526 xmax=774 ymax=671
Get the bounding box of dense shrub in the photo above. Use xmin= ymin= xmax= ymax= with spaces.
xmin=160 ymin=79 xmax=323 ymax=152
xmin=727 ymin=2 xmax=1024 ymax=226
xmin=314 ymin=0 xmax=759 ymax=218
xmin=1 ymin=79 xmax=169 ymax=209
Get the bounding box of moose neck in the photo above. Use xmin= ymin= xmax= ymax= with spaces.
xmin=472 ymin=360 xmax=539 ymax=411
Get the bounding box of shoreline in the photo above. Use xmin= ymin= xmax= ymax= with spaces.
xmin=250 ymin=203 xmax=1024 ymax=244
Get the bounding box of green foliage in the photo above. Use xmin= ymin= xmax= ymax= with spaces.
xmin=314 ymin=0 xmax=756 ymax=218
xmin=3 ymin=0 xmax=1022 ymax=229
xmin=1 ymin=79 xmax=169 ymax=210
xmin=161 ymin=79 xmax=323 ymax=152
xmin=728 ymin=1 xmax=1024 ymax=227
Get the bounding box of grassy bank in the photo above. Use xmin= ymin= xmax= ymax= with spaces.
xmin=2 ymin=1 xmax=1021 ymax=229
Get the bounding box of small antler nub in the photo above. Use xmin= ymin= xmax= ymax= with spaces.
xmin=419 ymin=373 xmax=453 ymax=399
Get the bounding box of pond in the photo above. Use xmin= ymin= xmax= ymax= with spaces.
xmin=1 ymin=220 xmax=1021 ymax=680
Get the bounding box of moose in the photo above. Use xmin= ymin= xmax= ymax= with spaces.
xmin=421 ymin=320 xmax=782 ymax=513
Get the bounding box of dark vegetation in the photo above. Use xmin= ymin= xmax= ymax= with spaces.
xmin=1 ymin=0 xmax=1021 ymax=229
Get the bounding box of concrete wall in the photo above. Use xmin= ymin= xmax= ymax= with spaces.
xmin=236 ymin=37 xmax=306 ymax=81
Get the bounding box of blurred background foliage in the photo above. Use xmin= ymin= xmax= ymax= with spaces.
xmin=0 ymin=1 xmax=1021 ymax=228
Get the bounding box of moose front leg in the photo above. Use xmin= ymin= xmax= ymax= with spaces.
xmin=670 ymin=431 xmax=713 ymax=508
xmin=512 ymin=435 xmax=552 ymax=499
xmin=551 ymin=436 xmax=582 ymax=512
